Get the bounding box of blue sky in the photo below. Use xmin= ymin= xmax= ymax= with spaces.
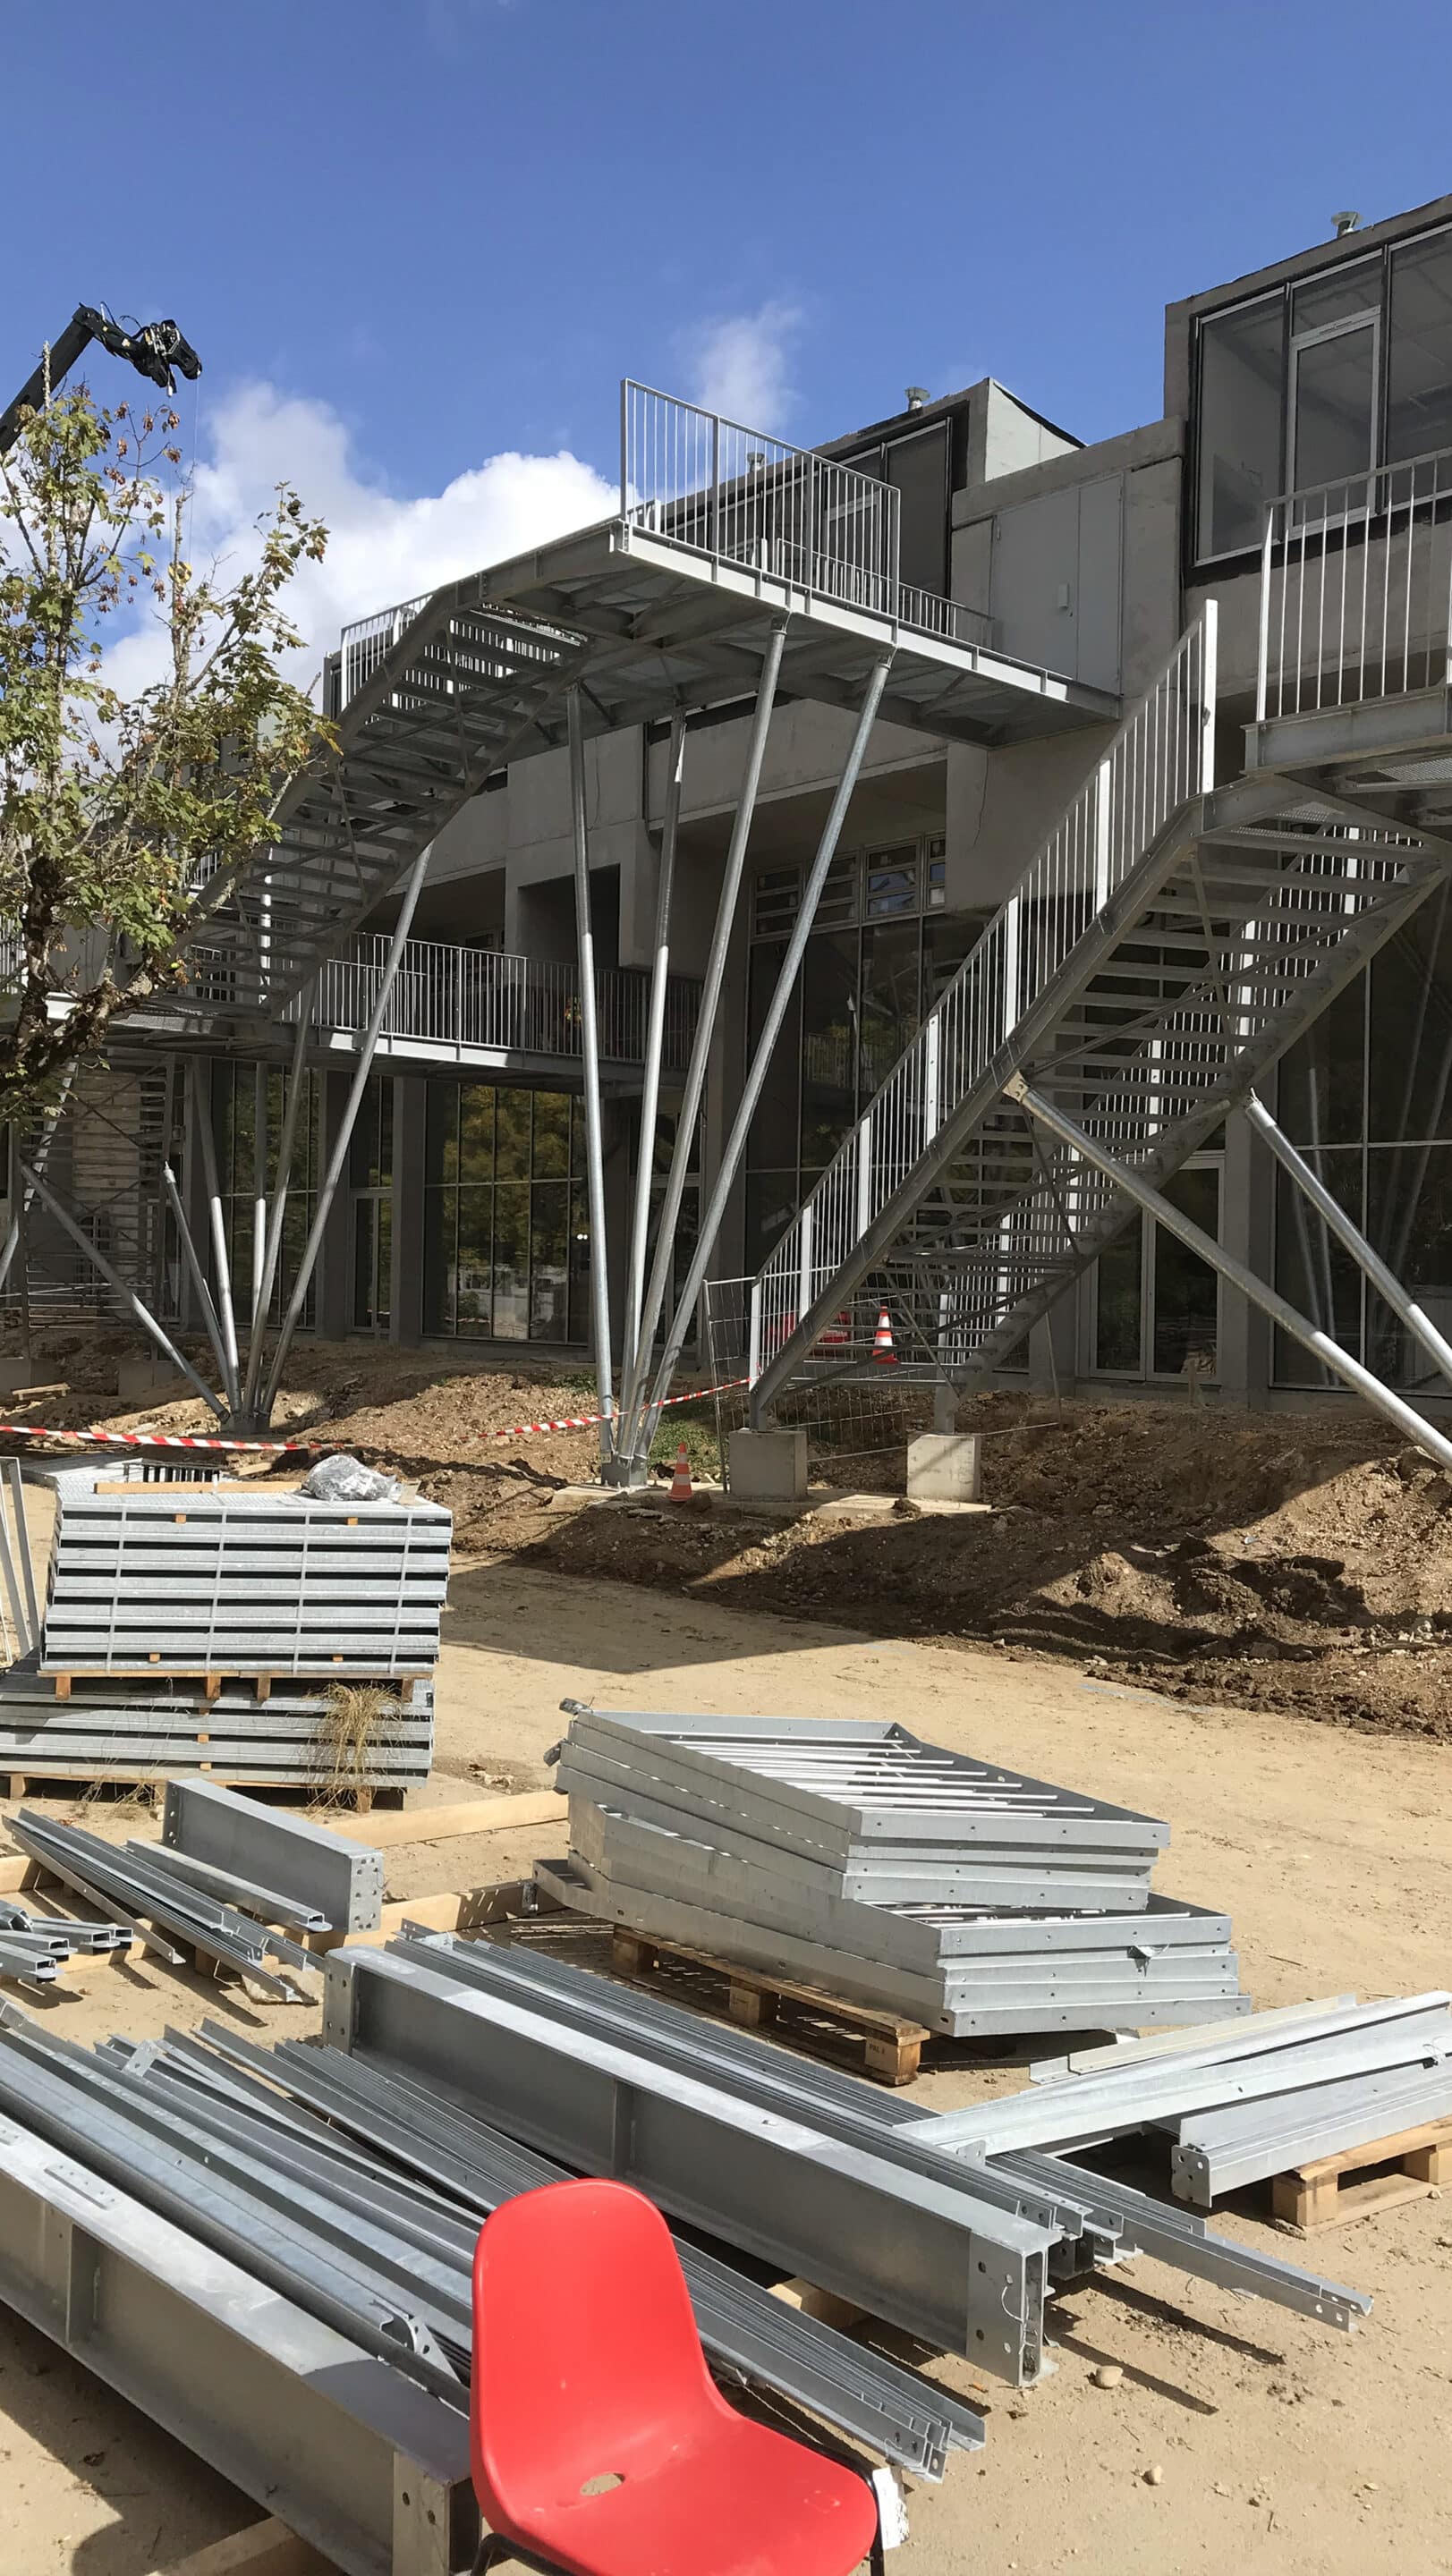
xmin=6 ymin=0 xmax=1452 ymax=661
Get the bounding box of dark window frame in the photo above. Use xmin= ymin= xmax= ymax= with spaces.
xmin=1189 ymin=219 xmax=1452 ymax=572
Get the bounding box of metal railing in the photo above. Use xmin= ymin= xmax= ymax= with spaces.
xmin=338 ymin=593 xmax=433 ymax=705
xmin=622 ymin=380 xmax=899 ymax=619
xmin=751 ymin=608 xmax=1218 ymax=1375
xmin=310 ymin=932 xmax=699 ymax=1067
xmin=1257 ymin=446 xmax=1452 ymax=723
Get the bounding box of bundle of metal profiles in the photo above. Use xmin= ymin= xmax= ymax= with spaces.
xmin=9 ymin=1809 xmax=317 ymax=1996
xmin=546 ymin=1705 xmax=1251 ymax=2034
xmin=0 ymin=1659 xmax=434 ymax=1785
xmin=0 ymin=2004 xmax=986 ymax=2490
xmin=0 ymin=1902 xmax=132 ymax=1982
xmin=40 ymin=1485 xmax=453 ymax=1677
xmin=933 ymin=1994 xmax=1452 ymax=2208
xmin=324 ymin=1940 xmax=1371 ymax=2389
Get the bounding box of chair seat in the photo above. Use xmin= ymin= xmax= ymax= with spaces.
xmin=500 ymin=2404 xmax=879 ymax=2576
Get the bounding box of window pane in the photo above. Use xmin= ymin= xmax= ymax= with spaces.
xmin=491 ymin=1182 xmax=529 ymax=1338
xmin=1095 ymin=1215 xmax=1142 ymax=1370
xmin=924 ymin=912 xmax=987 ymax=1004
xmin=1292 ymin=261 xmax=1380 ymax=335
xmin=422 ymin=1174 xmax=453 ymax=1330
xmin=1272 ymin=1152 xmax=1363 ymax=1382
xmin=529 ymin=1182 xmax=569 ymax=1340
xmin=744 ymin=1171 xmax=798 ymax=1278
xmin=1151 ymin=1167 xmax=1219 ymax=1377
xmin=860 ymin=921 xmax=921 ymax=1097
xmin=800 ymin=929 xmax=859 ymax=1169
xmin=1276 ymin=977 xmax=1365 ymax=1147
xmin=1388 ymin=230 xmax=1452 ymax=464
xmin=745 ymin=939 xmax=800 ymax=1175
xmin=568 ymin=1184 xmax=591 ymax=1343
xmin=1368 ymin=892 xmax=1452 ymax=1143
xmin=426 ymin=1081 xmax=459 ymax=1187
xmin=1292 ymin=324 xmax=1376 ymax=492
xmin=532 ymin=1090 xmax=571 ymax=1179
xmin=458 ymin=1085 xmax=495 ymax=1183
xmin=1196 ymin=297 xmax=1285 ymax=556
xmin=1366 ymin=1143 xmax=1452 ymax=1385
xmin=494 ymin=1089 xmax=531 ymax=1182
xmin=454 ymin=1187 xmax=494 ymax=1336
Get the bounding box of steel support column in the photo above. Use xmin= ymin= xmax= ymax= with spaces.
xmin=18 ymin=1160 xmax=227 ymax=1418
xmin=240 ymin=979 xmax=318 ymax=1424
xmin=641 ymin=649 xmax=894 ymax=1461
xmin=622 ymin=710 xmax=686 ymax=1400
xmin=1007 ymin=1076 xmax=1452 ymax=1473
xmin=259 ymin=843 xmax=432 ymax=1426
xmin=614 ymin=620 xmax=789 ymax=1475
xmin=190 ymin=1055 xmax=242 ymax=1412
xmin=566 ymin=687 xmax=616 ymax=1465
xmin=1244 ymin=1089 xmax=1452 ymax=1391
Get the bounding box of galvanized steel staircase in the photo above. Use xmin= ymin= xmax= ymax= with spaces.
xmin=746 ymin=606 xmax=1452 ymax=1412
xmin=181 ymin=596 xmax=589 ymax=1021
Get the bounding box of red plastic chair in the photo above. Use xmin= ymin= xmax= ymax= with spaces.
xmin=471 ymin=2178 xmax=882 ymax=2576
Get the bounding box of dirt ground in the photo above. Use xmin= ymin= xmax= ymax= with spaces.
xmin=13 ymin=1331 xmax=1452 ymax=1740
xmin=0 ymin=1520 xmax=1448 ymax=2575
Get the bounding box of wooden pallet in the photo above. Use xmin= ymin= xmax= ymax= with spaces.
xmin=1272 ymin=2115 xmax=1452 ymax=2233
xmin=1 ymin=1769 xmax=402 ymax=1809
xmin=39 ymin=1669 xmax=427 ymax=1702
xmin=608 ymin=1926 xmax=930 ymax=2085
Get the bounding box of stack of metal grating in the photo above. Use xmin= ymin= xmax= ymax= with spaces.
xmin=541 ymin=1705 xmax=1250 ymax=2036
xmin=40 ymin=1481 xmax=451 ymax=1676
xmin=0 ymin=1470 xmax=447 ymax=1789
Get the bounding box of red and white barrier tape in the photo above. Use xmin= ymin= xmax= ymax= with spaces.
xmin=477 ymin=1377 xmax=750 ymax=1445
xmin=0 ymin=1421 xmax=326 ymax=1455
xmin=0 ymin=1377 xmax=751 ymax=1458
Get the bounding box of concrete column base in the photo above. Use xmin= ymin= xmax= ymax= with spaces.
xmin=728 ymin=1427 xmax=807 ymax=1504
xmin=906 ymin=1432 xmax=983 ymax=1503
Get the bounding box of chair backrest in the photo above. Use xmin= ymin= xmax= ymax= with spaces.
xmin=471 ymin=2178 xmax=723 ymax=2529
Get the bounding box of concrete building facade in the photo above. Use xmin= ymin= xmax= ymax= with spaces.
xmin=30 ymin=191 xmax=1452 ymax=1432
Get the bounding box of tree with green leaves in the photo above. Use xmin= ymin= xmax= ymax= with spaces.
xmin=0 ymin=381 xmax=328 ymax=1117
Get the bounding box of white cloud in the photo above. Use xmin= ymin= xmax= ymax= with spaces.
xmin=684 ymin=302 xmax=802 ymax=432
xmin=105 ymin=379 xmax=615 ymax=699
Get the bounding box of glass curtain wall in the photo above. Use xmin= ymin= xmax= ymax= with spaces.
xmin=1193 ymin=221 xmax=1452 ymax=562
xmin=743 ymin=838 xmax=968 ymax=1274
xmin=1273 ymin=891 xmax=1452 ymax=1387
xmin=423 ymin=1082 xmax=590 ymax=1343
xmin=210 ymin=1063 xmax=320 ymax=1331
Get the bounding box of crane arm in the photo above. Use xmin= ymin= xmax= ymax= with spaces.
xmin=0 ymin=304 xmax=201 ymax=458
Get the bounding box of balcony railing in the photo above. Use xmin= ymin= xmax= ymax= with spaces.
xmin=621 ymin=381 xmax=990 ymax=648
xmin=1257 ymin=446 xmax=1452 ymax=723
xmin=310 ymin=933 xmax=700 ymax=1069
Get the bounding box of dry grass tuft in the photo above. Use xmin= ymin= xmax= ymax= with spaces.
xmin=313 ymin=1682 xmax=392 ymax=1805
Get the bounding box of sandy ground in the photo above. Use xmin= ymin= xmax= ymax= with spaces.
xmin=0 ymin=1543 xmax=1448 ymax=2575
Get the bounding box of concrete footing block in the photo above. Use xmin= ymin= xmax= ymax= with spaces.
xmin=906 ymin=1432 xmax=983 ymax=1504
xmin=728 ymin=1427 xmax=808 ymax=1505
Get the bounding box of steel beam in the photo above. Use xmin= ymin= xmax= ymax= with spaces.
xmin=566 ymin=685 xmax=616 ymax=1464
xmin=0 ymin=2106 xmax=475 ymax=2573
xmin=162 ymin=1775 xmax=385 ymax=1930
xmin=1007 ymin=1076 xmax=1452 ymax=1475
xmin=1244 ymin=1088 xmax=1452 ymax=1392
xmin=622 ymin=708 xmax=685 ymax=1400
xmin=325 ymin=1944 xmax=1056 ymax=2385
xmin=18 ymin=1159 xmax=226 ymax=1419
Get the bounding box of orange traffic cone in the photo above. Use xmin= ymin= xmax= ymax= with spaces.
xmin=668 ymin=1443 xmax=693 ymax=1502
xmin=872 ymin=1305 xmax=897 ymax=1366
